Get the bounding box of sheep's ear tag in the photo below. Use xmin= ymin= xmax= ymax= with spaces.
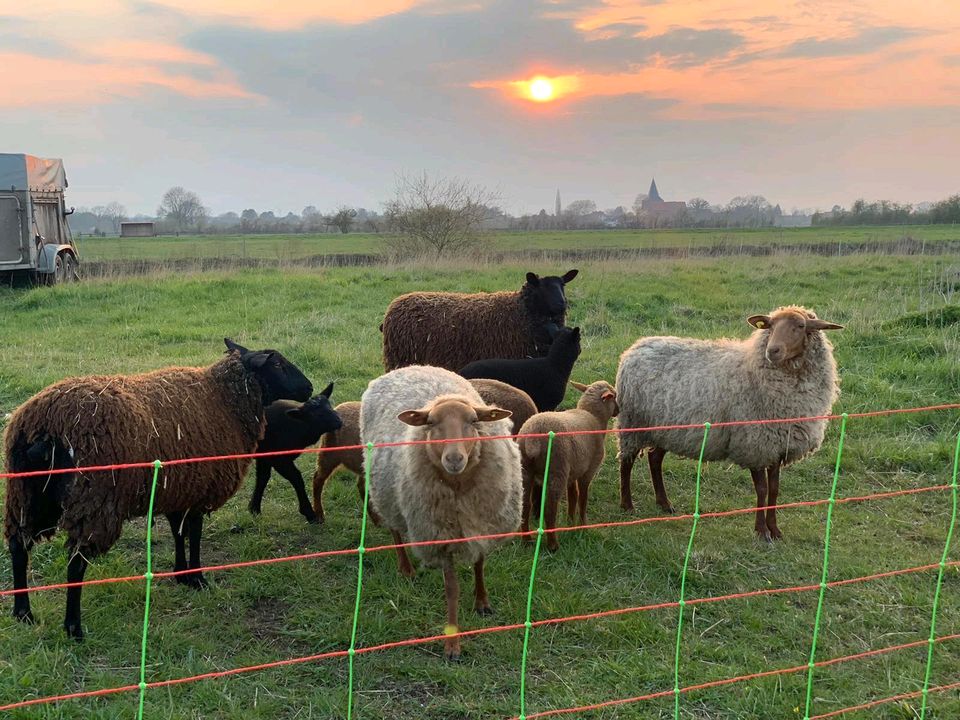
xmin=747 ymin=315 xmax=770 ymax=329
xmin=756 ymin=321 xmax=765 ymax=328
xmin=476 ymin=407 xmax=512 ymax=422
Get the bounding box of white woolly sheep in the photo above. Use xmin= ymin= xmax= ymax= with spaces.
xmin=360 ymin=365 xmax=521 ymax=661
xmin=616 ymin=306 xmax=842 ymax=540
xmin=518 ymin=380 xmax=619 ymax=551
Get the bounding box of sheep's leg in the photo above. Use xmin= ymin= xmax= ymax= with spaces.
xmin=392 ymin=530 xmax=415 ymax=578
xmin=473 ymin=556 xmax=492 ymax=616
xmin=577 ymin=475 xmax=592 ymax=526
xmin=765 ymin=465 xmax=783 ymax=540
xmin=750 ymin=468 xmax=771 ymax=542
xmin=63 ymin=549 xmax=88 ymax=640
xmin=248 ymin=459 xmax=272 ymax=516
xmin=530 ymin=483 xmax=543 ymax=522
xmin=544 ymin=476 xmax=563 ymax=552
xmin=619 ymin=448 xmax=638 ymax=510
xmin=183 ymin=512 xmax=209 ymax=590
xmin=442 ymin=559 xmax=461 ymax=661
xmin=311 ymin=457 xmax=335 ymax=522
xmin=9 ymin=535 xmax=35 ymax=624
xmin=358 ymin=474 xmax=383 ymax=526
xmin=520 ymin=465 xmax=533 ymax=543
xmin=566 ymin=481 xmax=579 ymax=524
xmin=648 ymin=447 xmax=674 ymax=513
xmin=166 ymin=511 xmax=188 ymax=576
xmin=274 ymin=458 xmax=320 ymax=524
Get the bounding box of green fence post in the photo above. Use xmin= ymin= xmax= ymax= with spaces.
xmin=518 ymin=431 xmax=555 ymax=720
xmin=919 ymin=429 xmax=960 ymax=719
xmin=137 ymin=459 xmax=163 ymax=720
xmin=346 ymin=443 xmax=374 ymax=720
xmin=803 ymin=414 xmax=848 ymax=720
xmin=673 ymin=423 xmax=710 ymax=720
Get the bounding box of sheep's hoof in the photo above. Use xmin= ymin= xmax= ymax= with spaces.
xmin=64 ymin=621 xmax=84 ymax=641
xmin=619 ymin=500 xmax=634 ymax=511
xmin=247 ymin=503 xmax=262 ymax=516
xmin=177 ymin=573 xmax=209 ymax=590
xmin=755 ymin=528 xmax=773 ymax=543
xmin=767 ymin=526 xmax=783 ymax=541
xmin=13 ymin=608 xmax=35 ymax=625
xmin=444 ymin=648 xmax=462 ymax=662
xmin=476 ymin=605 xmax=494 ymax=617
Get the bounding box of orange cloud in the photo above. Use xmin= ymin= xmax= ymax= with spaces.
xmin=479 ymin=1 xmax=960 ymax=118
xmin=147 ymin=0 xmax=430 ymax=30
xmin=0 ymin=53 xmax=256 ymax=107
xmin=88 ymin=41 xmax=218 ymax=67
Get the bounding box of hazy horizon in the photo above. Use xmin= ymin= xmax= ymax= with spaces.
xmin=3 ymin=1 xmax=958 ymax=216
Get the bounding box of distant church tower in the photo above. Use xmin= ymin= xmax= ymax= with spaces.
xmin=648 ymin=178 xmax=662 ymax=202
xmin=555 ymin=189 xmax=562 ymax=217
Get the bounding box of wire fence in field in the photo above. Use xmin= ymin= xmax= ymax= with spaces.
xmin=1 ymin=402 xmax=959 ymax=718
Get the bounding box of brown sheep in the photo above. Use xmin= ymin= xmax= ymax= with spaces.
xmin=310 ymin=380 xmax=535 ymax=524
xmin=4 ymin=339 xmax=313 ymax=640
xmin=380 ymin=269 xmax=578 ymax=371
xmin=518 ymin=381 xmax=619 ymax=552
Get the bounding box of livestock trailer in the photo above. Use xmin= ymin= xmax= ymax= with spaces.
xmin=0 ymin=153 xmax=79 ymax=283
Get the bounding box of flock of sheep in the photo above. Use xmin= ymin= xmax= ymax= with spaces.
xmin=3 ymin=269 xmax=843 ymax=660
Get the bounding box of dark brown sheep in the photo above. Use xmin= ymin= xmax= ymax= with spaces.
xmin=380 ymin=269 xmax=578 ymax=371
xmin=4 ymin=339 xmax=313 ymax=640
xmin=310 ymin=380 xmax=536 ymax=524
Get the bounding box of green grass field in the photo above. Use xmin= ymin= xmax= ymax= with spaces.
xmin=73 ymin=224 xmax=960 ymax=263
xmin=1 ymin=251 xmax=960 ymax=719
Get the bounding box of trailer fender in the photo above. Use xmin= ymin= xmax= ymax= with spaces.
xmin=36 ymin=243 xmax=77 ymax=274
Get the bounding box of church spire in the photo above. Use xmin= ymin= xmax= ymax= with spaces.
xmin=648 ymin=177 xmax=662 ymax=202
xmin=555 ymin=189 xmax=562 ymax=217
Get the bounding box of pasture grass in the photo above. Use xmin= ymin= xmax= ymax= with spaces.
xmin=1 ymin=253 xmax=960 ymax=719
xmin=72 ymin=224 xmax=960 ymax=263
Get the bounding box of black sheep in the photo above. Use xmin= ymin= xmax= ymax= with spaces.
xmin=248 ymin=383 xmax=343 ymax=523
xmin=458 ymin=327 xmax=582 ymax=412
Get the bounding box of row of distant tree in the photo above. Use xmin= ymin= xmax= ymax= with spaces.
xmin=812 ymin=196 xmax=960 ymax=226
xmin=69 ymin=181 xmax=960 ymax=238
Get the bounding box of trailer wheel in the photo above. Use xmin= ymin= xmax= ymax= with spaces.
xmin=52 ymin=252 xmax=78 ymax=284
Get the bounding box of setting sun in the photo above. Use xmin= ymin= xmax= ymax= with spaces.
xmin=528 ymin=76 xmax=554 ymax=102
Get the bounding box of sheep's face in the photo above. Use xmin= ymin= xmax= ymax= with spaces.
xmin=526 ymin=269 xmax=578 ymax=318
xmin=571 ymin=380 xmax=620 ymax=419
xmin=225 ymin=338 xmax=314 ymax=404
xmin=746 ymin=309 xmax=843 ymax=366
xmin=287 ymin=383 xmax=343 ymax=433
xmin=398 ymin=398 xmax=512 ymax=476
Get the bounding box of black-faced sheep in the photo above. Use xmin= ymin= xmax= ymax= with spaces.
xmin=616 ymin=306 xmax=842 ymax=540
xmin=309 ymin=380 xmax=535 ymax=526
xmin=4 ymin=338 xmax=313 ymax=639
xmin=518 ymin=381 xmax=619 ymax=551
xmin=247 ymin=383 xmax=342 ymax=523
xmin=380 ymin=269 xmax=578 ymax=371
xmin=360 ymin=365 xmax=521 ymax=661
xmin=459 ymin=326 xmax=582 ymax=411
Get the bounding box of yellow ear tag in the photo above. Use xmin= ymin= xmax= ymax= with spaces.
xmin=756 ymin=321 xmax=765 ymax=328
xmin=444 ymin=624 xmax=459 ymax=636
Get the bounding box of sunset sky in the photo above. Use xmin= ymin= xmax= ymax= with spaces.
xmin=2 ymin=0 xmax=958 ymax=215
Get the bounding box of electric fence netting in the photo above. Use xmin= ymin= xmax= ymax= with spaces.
xmin=1 ymin=403 xmax=959 ymax=717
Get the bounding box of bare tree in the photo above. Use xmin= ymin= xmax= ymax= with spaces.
xmin=688 ymin=197 xmax=710 ymax=211
xmin=383 ymin=173 xmax=498 ymax=257
xmin=158 ymin=186 xmax=207 ymax=234
xmin=326 ymin=205 xmax=357 ymax=234
xmin=104 ymin=202 xmax=127 ymax=234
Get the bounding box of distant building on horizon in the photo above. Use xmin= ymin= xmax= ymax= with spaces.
xmin=555 ymin=189 xmax=561 ymax=217
xmin=641 ymin=178 xmax=686 ymax=222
